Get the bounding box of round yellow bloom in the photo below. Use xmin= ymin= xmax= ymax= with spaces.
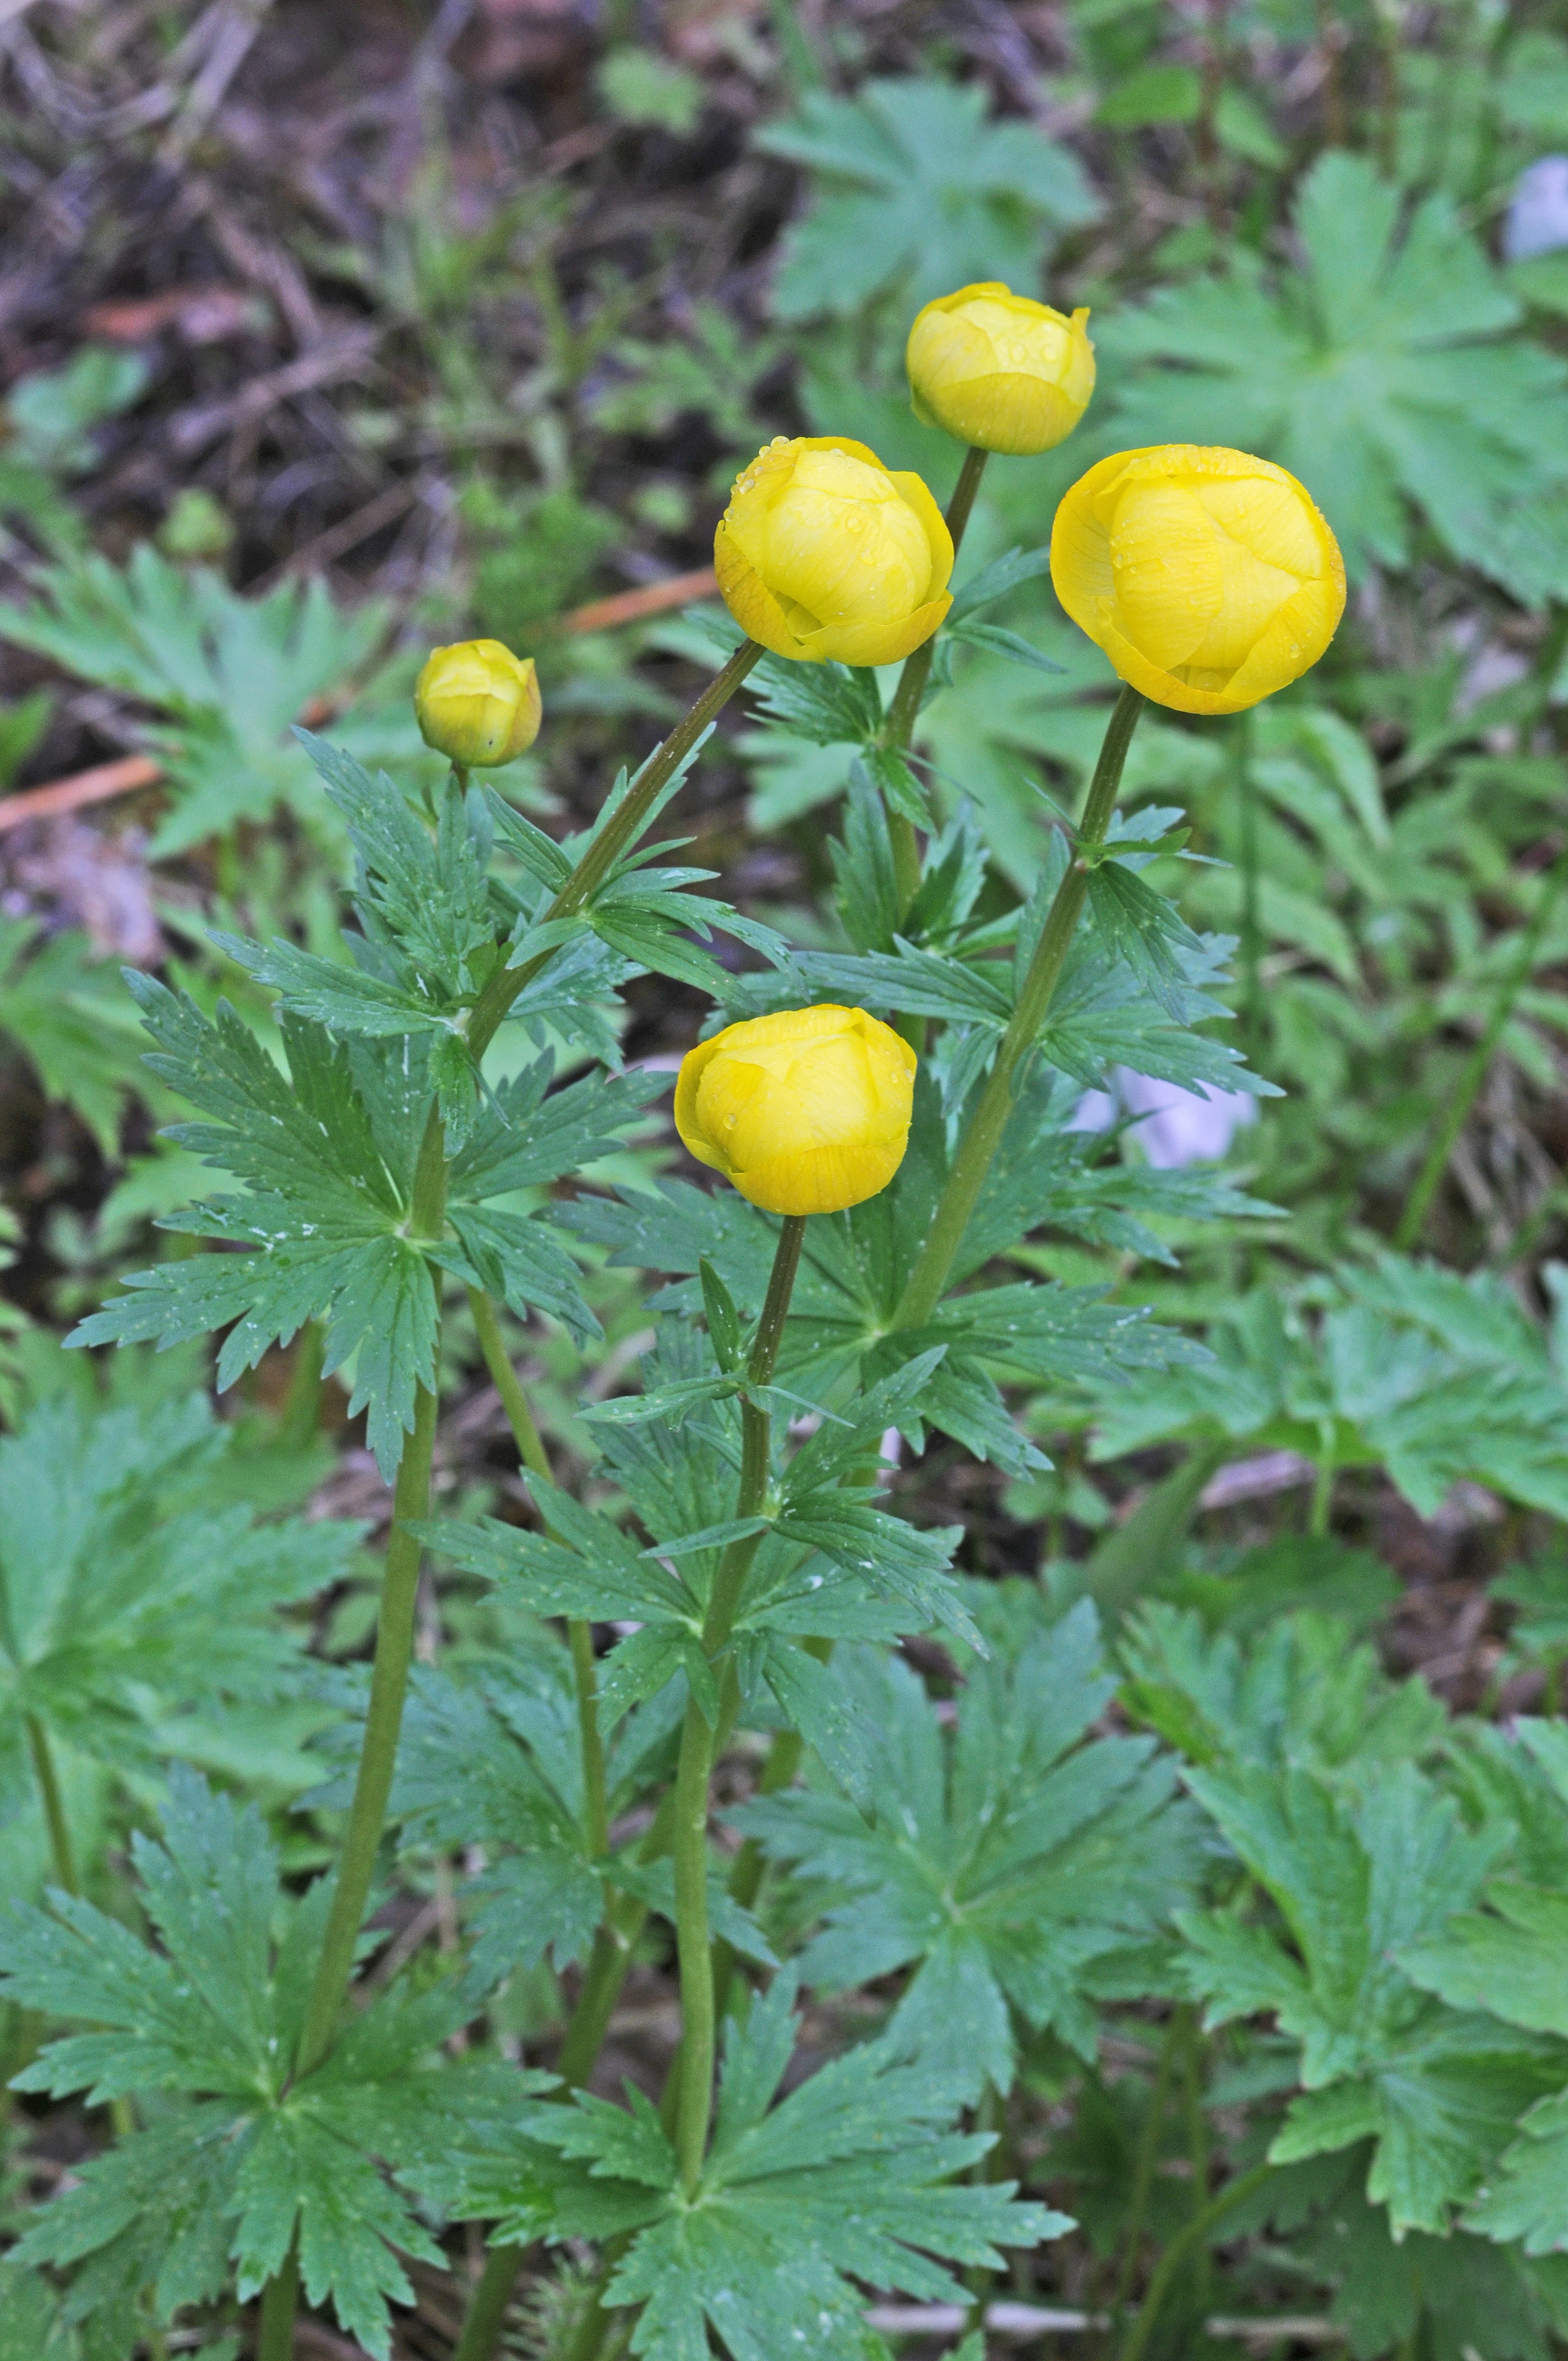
xmin=414 ymin=639 xmax=542 ymax=766
xmin=714 ymin=437 xmax=953 ymax=667
xmin=674 ymin=1004 xmax=917 ymax=1218
xmin=1049 ymin=445 xmax=1345 ymax=716
xmin=906 ymin=282 xmax=1095 ymax=455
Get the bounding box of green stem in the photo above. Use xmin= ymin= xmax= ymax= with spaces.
xmin=1117 ymin=2160 xmax=1274 ymax=2361
xmin=673 ymin=1216 xmax=805 ymax=2194
xmin=280 ymin=1320 xmax=326 ymax=1453
xmin=557 ymin=1891 xmax=647 ymax=2086
xmin=467 ymin=1285 xmax=551 ymax=1483
xmin=257 ymin=2248 xmax=300 ymax=2361
xmin=1180 ymin=2006 xmax=1212 ymax=2313
xmin=893 ymin=685 xmax=1145 ymax=1331
xmin=453 ymin=2242 xmax=523 ymax=2361
xmin=466 ymin=639 xmax=763 ymax=1063
xmin=26 ymin=1715 xmax=77 ymax=1897
xmin=295 ymin=1374 xmax=439 ymax=2081
xmin=1108 ymin=2014 xmax=1179 ymax=2343
xmin=466 ymin=1285 xmax=609 ymax=1857
xmin=881 ymin=445 xmax=991 ymax=913
xmin=1394 ymin=840 xmax=1568 ymax=1253
xmin=1235 ymin=715 xmax=1261 ymax=1066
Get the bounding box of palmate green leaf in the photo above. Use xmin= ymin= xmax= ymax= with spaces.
xmin=739 ymin=1606 xmax=1202 ymax=2097
xmin=375 ymin=1658 xmax=685 ymax=1985
xmin=0 ymin=548 xmax=424 ymax=855
xmin=1041 ymin=919 xmax=1275 ymax=1102
xmin=1 ymin=1770 xmax=533 ymax=2357
xmin=1179 ymin=1761 xmax=1561 ymax=2233
xmin=242 ymin=741 xmax=782 ymax=1072
xmin=0 ymin=2260 xmax=76 ymax=2361
xmin=67 ymin=987 xmax=622 ymax=1476
xmin=385 ymin=1666 xmax=604 ymax=1982
xmin=1447 ymin=1722 xmax=1568 ymax=1892
xmin=1402 ymin=1885 xmax=1568 ymax=2043
xmin=1082 ymin=859 xmax=1207 ymax=1021
xmin=1260 ymin=2147 xmax=1566 ymax=2361
xmin=0 ymin=1384 xmax=361 ymax=1816
xmin=754 ymin=78 xmax=1098 ymax=320
xmin=962 ymin=1069 xmax=1279 ymax=1276
xmin=459 ymin=1968 xmax=1066 ymax=2359
xmin=298 ymin=738 xmax=498 ymax=997
xmin=12 ymin=2102 xmax=242 ymax=2345
xmin=422 ymin=1478 xmax=700 ymax=1629
xmin=1466 ymin=2091 xmax=1568 ymax=2255
xmin=1393 ymin=1736 xmax=1568 ymax=2258
xmin=1091 ymin=1258 xmax=1568 ymax=1521
xmin=66 ymin=980 xmax=437 ymax=1477
xmin=769 ymin=1494 xmax=972 ymax=1647
xmin=0 ymin=916 xmax=154 ymax=1154
xmin=1120 ymin=1603 xmax=1447 ymax=1786
xmin=1095 ymin=151 xmax=1568 ymax=603
xmin=450 ymin=1057 xmax=662 ymax=1198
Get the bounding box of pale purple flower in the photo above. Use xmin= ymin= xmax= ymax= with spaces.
xmin=1504 ymin=157 xmax=1568 ymax=260
xmin=1069 ymin=1068 xmax=1257 ymax=1168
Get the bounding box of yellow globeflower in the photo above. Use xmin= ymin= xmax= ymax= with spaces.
xmin=674 ymin=1004 xmax=917 ymax=1218
xmin=414 ymin=639 xmax=542 ymax=766
xmin=714 ymin=437 xmax=953 ymax=668
xmin=1050 ymin=445 xmax=1345 ymax=716
xmin=906 ymin=282 xmax=1095 ymax=455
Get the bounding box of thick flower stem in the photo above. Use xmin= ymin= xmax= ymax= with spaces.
xmin=451 ymin=2243 xmax=522 ymax=2361
xmin=257 ymin=2249 xmax=300 ymax=2361
xmin=672 ymin=1217 xmax=805 ymax=2195
xmin=881 ymin=445 xmax=991 ymax=912
xmin=255 ymin=1370 xmax=439 ymax=2359
xmin=1117 ymin=2159 xmax=1273 ymax=2361
xmin=465 ymin=639 xmax=764 ymax=1063
xmin=894 ymin=684 xmax=1145 ymax=1331
xmin=1109 ymin=2011 xmax=1180 ymax=2339
xmin=294 ymin=1372 xmax=440 ymax=2081
xmin=26 ymin=1714 xmax=77 ymax=1897
xmin=280 ymin=1319 xmax=326 ymax=1452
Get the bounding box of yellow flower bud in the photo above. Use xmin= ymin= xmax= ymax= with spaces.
xmin=1050 ymin=445 xmax=1346 ymax=716
xmin=714 ymin=436 xmax=954 ymax=668
xmin=413 ymin=639 xmax=542 ymax=767
xmin=906 ymin=282 xmax=1096 ymax=456
xmin=674 ymin=1004 xmax=917 ymax=1218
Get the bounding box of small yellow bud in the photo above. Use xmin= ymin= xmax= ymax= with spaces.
xmin=674 ymin=1004 xmax=917 ymax=1218
xmin=714 ymin=436 xmax=953 ymax=668
xmin=413 ymin=639 xmax=542 ymax=767
xmin=1050 ymin=445 xmax=1346 ymax=716
xmin=906 ymin=282 xmax=1096 ymax=456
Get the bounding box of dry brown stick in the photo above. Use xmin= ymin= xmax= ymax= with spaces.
xmin=557 ymin=565 xmax=718 ymax=635
xmin=0 ymin=754 xmax=162 ymax=836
